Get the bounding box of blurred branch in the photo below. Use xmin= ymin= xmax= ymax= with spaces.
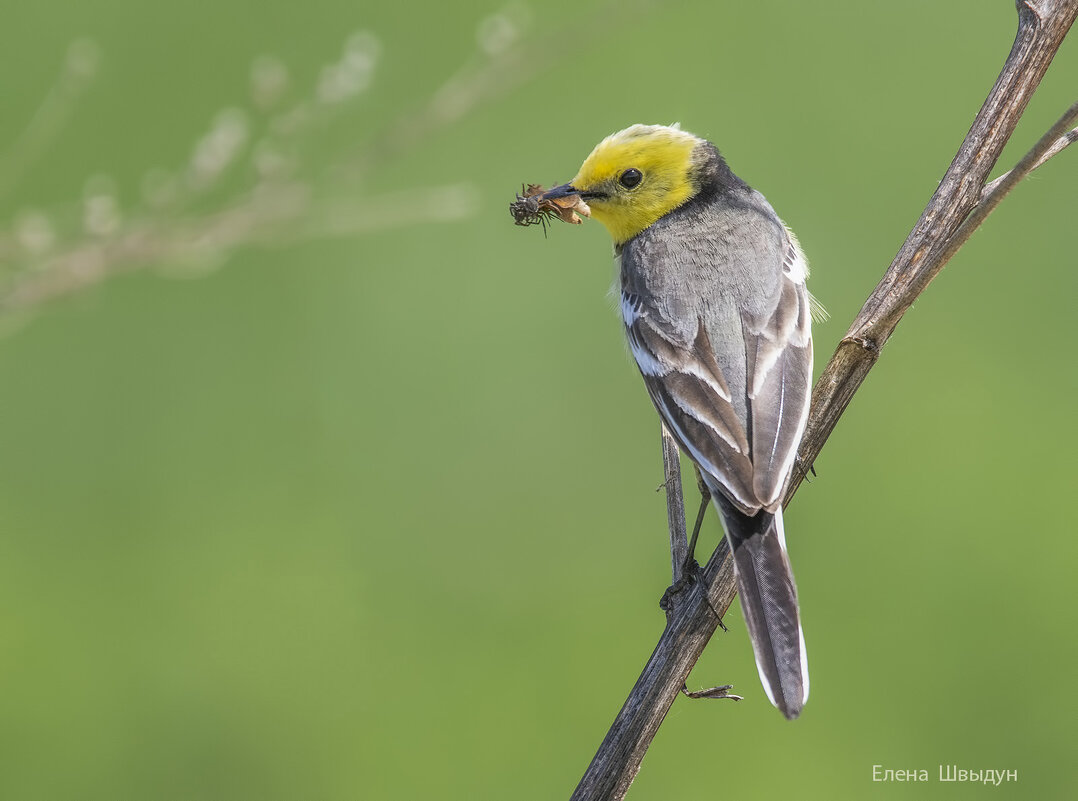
xmin=0 ymin=3 xmax=555 ymax=320
xmin=0 ymin=183 xmax=478 ymax=313
xmin=345 ymin=0 xmax=654 ymax=179
xmin=0 ymin=0 xmax=654 ymax=322
xmin=570 ymin=2 xmax=1078 ymax=799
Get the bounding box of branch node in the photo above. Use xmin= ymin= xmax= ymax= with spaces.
xmin=840 ymin=335 xmax=881 ymax=358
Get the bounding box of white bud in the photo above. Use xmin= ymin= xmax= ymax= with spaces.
xmin=190 ymin=107 xmax=249 ymax=185
xmin=14 ymin=210 xmax=57 ymax=255
xmin=251 ymin=55 xmax=289 ymax=109
xmin=66 ymin=38 xmax=101 ymax=80
xmin=82 ymin=174 xmax=121 ymax=236
xmin=477 ymin=3 xmax=531 ymax=56
xmin=317 ymin=30 xmax=380 ymax=104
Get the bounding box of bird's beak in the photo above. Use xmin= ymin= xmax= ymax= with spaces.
xmin=542 ymin=183 xmax=607 ymax=203
xmin=540 ymin=183 xmax=582 ymax=200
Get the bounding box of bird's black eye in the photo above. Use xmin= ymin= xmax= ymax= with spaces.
xmin=618 ymin=168 xmax=643 ymax=189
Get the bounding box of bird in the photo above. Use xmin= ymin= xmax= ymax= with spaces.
xmin=540 ymin=124 xmax=819 ymax=719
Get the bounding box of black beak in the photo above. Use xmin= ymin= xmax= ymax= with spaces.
xmin=540 ymin=183 xmax=581 ymax=200
xmin=542 ymin=183 xmax=607 ymax=202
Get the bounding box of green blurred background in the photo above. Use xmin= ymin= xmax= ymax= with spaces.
xmin=1 ymin=1 xmax=1075 ymax=798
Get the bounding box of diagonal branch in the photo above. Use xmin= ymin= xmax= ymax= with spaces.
xmin=569 ymin=2 xmax=1078 ymax=799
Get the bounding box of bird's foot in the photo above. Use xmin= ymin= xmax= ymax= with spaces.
xmin=659 ymin=566 xmax=696 ymax=613
xmin=660 ymin=559 xmax=727 ymax=632
xmin=681 ymin=683 xmax=743 ymax=702
xmin=794 ymin=452 xmax=818 ymax=482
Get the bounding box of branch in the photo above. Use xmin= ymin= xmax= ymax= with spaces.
xmin=964 ymin=100 xmax=1078 ymax=237
xmin=570 ymin=3 xmax=1078 ymax=799
xmin=981 ymin=114 xmax=1078 ymax=197
xmin=0 ymin=1 xmax=659 ymax=323
xmin=659 ymin=424 xmax=689 ymax=584
xmin=786 ymin=0 xmax=1077 ymax=499
xmin=0 ymin=184 xmax=479 ymax=314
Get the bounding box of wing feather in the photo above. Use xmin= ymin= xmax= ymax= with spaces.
xmin=621 ymin=234 xmax=813 ymax=515
xmin=745 ymin=239 xmax=814 ymax=508
xmin=624 ymin=307 xmax=757 ymax=510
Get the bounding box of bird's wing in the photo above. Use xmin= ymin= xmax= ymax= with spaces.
xmin=743 ymin=234 xmax=814 ymax=510
xmin=621 ymin=291 xmax=759 ymax=513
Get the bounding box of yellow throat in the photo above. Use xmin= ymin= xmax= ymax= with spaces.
xmin=571 ymin=124 xmax=703 ymax=245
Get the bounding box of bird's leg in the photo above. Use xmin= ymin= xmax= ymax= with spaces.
xmin=693 ymin=474 xmax=729 ymax=633
xmin=659 ymin=470 xmax=728 ymax=633
xmin=683 ymin=466 xmax=711 ymax=572
xmin=661 ymin=467 xmax=710 ymax=613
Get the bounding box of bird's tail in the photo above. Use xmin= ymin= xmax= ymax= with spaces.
xmin=713 ymin=494 xmax=809 ymax=719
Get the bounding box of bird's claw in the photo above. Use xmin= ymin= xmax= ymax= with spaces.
xmin=682 ymin=683 xmax=743 ymax=701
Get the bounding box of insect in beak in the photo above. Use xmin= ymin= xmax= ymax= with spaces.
xmin=509 ymin=183 xmax=591 ymax=232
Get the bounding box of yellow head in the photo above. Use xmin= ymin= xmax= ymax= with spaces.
xmin=548 ymin=124 xmax=709 ymax=246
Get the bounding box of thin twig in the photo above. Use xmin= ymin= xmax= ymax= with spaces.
xmin=973 ymin=101 xmax=1078 ymax=218
xmin=569 ymin=2 xmax=1077 ymax=799
xmin=982 ymin=119 xmax=1078 ymax=197
xmin=659 ymin=424 xmax=688 ymax=584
